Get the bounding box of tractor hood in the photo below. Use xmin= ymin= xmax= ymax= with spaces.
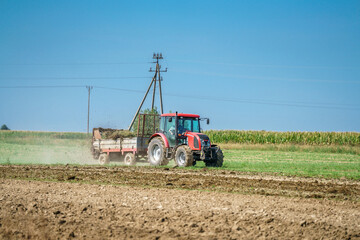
xmin=184 ymin=132 xmax=211 ymax=150
xmin=194 ymin=133 xmax=210 ymax=141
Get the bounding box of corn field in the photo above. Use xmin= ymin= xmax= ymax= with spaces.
xmin=204 ymin=130 xmax=360 ymax=146
xmin=1 ymin=129 xmax=359 ymax=146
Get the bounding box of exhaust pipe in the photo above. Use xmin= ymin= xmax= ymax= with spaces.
xmin=175 ymin=111 xmax=178 ymax=145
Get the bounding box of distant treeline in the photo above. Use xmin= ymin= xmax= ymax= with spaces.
xmin=204 ymin=130 xmax=360 ymax=146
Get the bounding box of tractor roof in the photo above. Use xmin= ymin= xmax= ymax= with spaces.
xmin=161 ymin=113 xmax=200 ymax=118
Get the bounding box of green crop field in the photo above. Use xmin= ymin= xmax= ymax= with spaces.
xmin=0 ymin=130 xmax=93 ymax=165
xmin=0 ymin=130 xmax=359 ymax=179
xmin=205 ymin=130 xmax=360 ymax=145
xmin=194 ymin=149 xmax=360 ymax=180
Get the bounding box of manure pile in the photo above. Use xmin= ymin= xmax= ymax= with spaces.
xmin=98 ymin=128 xmax=136 ymax=140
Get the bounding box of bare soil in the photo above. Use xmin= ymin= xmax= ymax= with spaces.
xmin=0 ymin=165 xmax=359 ymax=239
xmin=1 ymin=165 xmax=359 ymax=201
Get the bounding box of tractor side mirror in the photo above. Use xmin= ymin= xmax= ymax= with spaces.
xmin=168 ymin=117 xmax=173 ymax=123
xmin=207 ymin=119 xmax=210 ymax=125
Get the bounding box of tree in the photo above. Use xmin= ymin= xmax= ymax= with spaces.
xmin=131 ymin=107 xmax=160 ymax=135
xmin=1 ymin=124 xmax=10 ymax=130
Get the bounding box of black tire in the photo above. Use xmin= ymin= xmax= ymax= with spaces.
xmin=148 ymin=137 xmax=169 ymax=166
xmin=205 ymin=147 xmax=224 ymax=167
xmin=124 ymin=152 xmax=136 ymax=166
xmin=174 ymin=145 xmax=194 ymax=167
xmin=98 ymin=153 xmax=110 ymax=165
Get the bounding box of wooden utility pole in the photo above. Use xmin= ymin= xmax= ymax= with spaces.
xmin=150 ymin=53 xmax=167 ymax=113
xmin=86 ymin=86 xmax=93 ymax=134
xmin=128 ymin=53 xmax=167 ymax=130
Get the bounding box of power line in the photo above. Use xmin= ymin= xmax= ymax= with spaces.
xmin=93 ymin=86 xmax=360 ymax=110
xmin=0 ymin=62 xmax=149 ymax=66
xmin=3 ymin=73 xmax=357 ymax=84
xmin=0 ymin=85 xmax=86 ymax=89
xmin=171 ymin=59 xmax=359 ymax=70
xmin=93 ymin=86 xmax=144 ymax=93
xmin=0 ymin=77 xmax=151 ymax=80
xmin=0 ymin=84 xmax=359 ymax=110
xmin=1 ymin=59 xmax=357 ymax=70
xmin=162 ymin=93 xmax=360 ymax=111
xmin=171 ymin=69 xmax=360 ymax=84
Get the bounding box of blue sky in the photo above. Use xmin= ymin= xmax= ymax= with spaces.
xmin=0 ymin=0 xmax=359 ymax=132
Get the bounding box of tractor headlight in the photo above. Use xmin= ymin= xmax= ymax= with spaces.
xmin=201 ymin=139 xmax=209 ymax=149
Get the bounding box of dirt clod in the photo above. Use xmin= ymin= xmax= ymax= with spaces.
xmin=190 ymin=223 xmax=198 ymax=228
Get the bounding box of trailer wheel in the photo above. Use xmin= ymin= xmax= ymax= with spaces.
xmin=124 ymin=153 xmax=136 ymax=166
xmin=174 ymin=145 xmax=194 ymax=167
xmin=205 ymin=147 xmax=224 ymax=167
xmin=148 ymin=137 xmax=169 ymax=166
xmin=91 ymin=146 xmax=100 ymax=159
xmin=98 ymin=153 xmax=110 ymax=165
xmin=93 ymin=151 xmax=100 ymax=160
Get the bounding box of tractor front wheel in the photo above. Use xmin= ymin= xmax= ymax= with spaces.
xmin=175 ymin=145 xmax=194 ymax=167
xmin=148 ymin=137 xmax=169 ymax=166
xmin=205 ymin=147 xmax=224 ymax=167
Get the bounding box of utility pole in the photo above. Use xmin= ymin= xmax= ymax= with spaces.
xmin=86 ymin=86 xmax=93 ymax=134
xmin=150 ymin=53 xmax=167 ymax=113
xmin=128 ymin=53 xmax=167 ymax=130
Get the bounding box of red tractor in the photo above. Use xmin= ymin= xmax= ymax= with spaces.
xmin=147 ymin=112 xmax=224 ymax=167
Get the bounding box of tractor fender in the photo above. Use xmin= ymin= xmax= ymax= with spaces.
xmin=149 ymin=133 xmax=170 ymax=148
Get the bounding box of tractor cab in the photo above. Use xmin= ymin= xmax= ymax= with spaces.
xmin=159 ymin=113 xmax=203 ymax=147
xmin=147 ymin=112 xmax=223 ymax=168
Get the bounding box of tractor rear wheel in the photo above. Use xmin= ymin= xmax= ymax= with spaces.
xmin=148 ymin=137 xmax=169 ymax=166
xmin=175 ymin=145 xmax=194 ymax=167
xmin=205 ymin=147 xmax=224 ymax=167
xmin=124 ymin=152 xmax=136 ymax=166
xmin=98 ymin=153 xmax=110 ymax=165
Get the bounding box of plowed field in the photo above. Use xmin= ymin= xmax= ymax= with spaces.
xmin=1 ymin=165 xmax=359 ymax=239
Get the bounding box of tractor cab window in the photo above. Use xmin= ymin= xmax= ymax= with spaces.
xmin=178 ymin=117 xmax=200 ymax=134
xmin=193 ymin=119 xmax=200 ymax=133
xmin=159 ymin=117 xmax=165 ymax=132
xmin=165 ymin=117 xmax=175 ymax=135
xmin=180 ymin=119 xmax=191 ymax=133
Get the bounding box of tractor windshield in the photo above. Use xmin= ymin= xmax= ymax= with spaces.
xmin=178 ymin=117 xmax=200 ymax=134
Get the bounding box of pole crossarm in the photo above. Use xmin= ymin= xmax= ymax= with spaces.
xmin=149 ymin=68 xmax=167 ymax=73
